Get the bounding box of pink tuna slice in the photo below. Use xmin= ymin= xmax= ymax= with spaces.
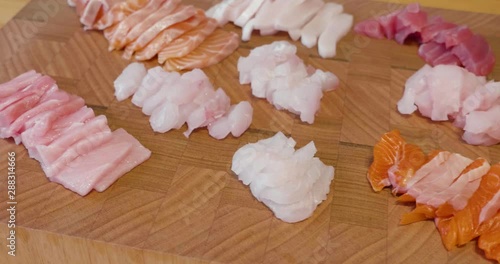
xmin=42 ymin=130 xmax=113 ymax=178
xmin=21 ymin=103 xmax=91 ymax=149
xmin=377 ymin=10 xmax=399 ymax=39
xmin=0 ymin=70 xmax=42 ymax=98
xmin=420 ymin=16 xmax=456 ymax=43
xmin=394 ymin=3 xmax=428 ymax=44
xmin=34 ymin=115 xmax=110 ymax=165
xmin=433 ymin=25 xmax=473 ymax=49
xmin=451 ymin=34 xmax=496 ymax=76
xmin=93 ymin=128 xmax=151 ymax=192
xmin=4 ymin=90 xmax=72 ymax=139
xmin=0 ymin=75 xmax=55 ymax=112
xmin=354 ymin=19 xmax=385 ymax=39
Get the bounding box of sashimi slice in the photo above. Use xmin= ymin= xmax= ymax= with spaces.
xmin=420 ymin=16 xmax=456 ymax=43
xmin=435 ymin=164 xmax=500 ymax=250
xmin=122 ymin=5 xmax=196 ymax=57
xmin=393 ymin=3 xmax=428 ymax=44
xmin=114 ymin=62 xmax=147 ymax=101
xmin=225 ymin=0 xmax=252 ymax=22
xmin=131 ymin=66 xmax=169 ymax=107
xmin=241 ymin=17 xmax=255 ymax=42
xmin=207 ymin=0 xmax=238 ymax=26
xmin=50 ymin=131 xmax=131 ymax=196
xmin=0 ymin=75 xmax=55 ymax=112
xmin=301 ymin=2 xmax=344 ymax=48
xmin=451 ymin=34 xmax=496 ymax=76
xmin=34 ymin=115 xmax=110 ymax=165
xmin=133 ymin=9 xmax=206 ymax=61
xmin=317 ymin=13 xmax=353 ymax=58
xmin=433 ymin=25 xmax=473 ymax=49
xmin=43 ymin=130 xmax=113 ymax=178
xmin=157 ymin=18 xmax=218 ymax=64
xmin=367 ymin=130 xmax=416 ymax=192
xmin=274 ymin=0 xmax=324 ymax=32
xmin=108 ymin=0 xmax=166 ymax=51
xmin=477 ymin=212 xmax=500 ymax=262
xmin=79 ymin=0 xmax=106 ymax=29
xmin=387 ymin=143 xmax=428 ymax=194
xmin=251 ymin=0 xmax=282 ymax=33
xmin=120 ymin=0 xmax=181 ymax=50
xmin=163 ymin=30 xmax=239 ymax=71
xmin=234 ymin=0 xmax=264 ymax=27
xmin=207 ymin=101 xmax=253 ymax=139
xmin=184 ymin=88 xmax=230 ymax=137
xmin=0 ymin=70 xmax=41 ymax=98
xmin=94 ymin=0 xmax=149 ymax=30
xmin=93 ymin=128 xmax=151 ymax=192
xmin=141 ymin=71 xmax=181 ymax=115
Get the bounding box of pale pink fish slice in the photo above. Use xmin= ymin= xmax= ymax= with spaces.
xmin=0 ymin=70 xmax=41 ymax=98
xmin=94 ymin=0 xmax=149 ymax=30
xmin=133 ymin=9 xmax=206 ymax=61
xmin=121 ymin=0 xmax=181 ymax=50
xmin=163 ymin=30 xmax=239 ymax=71
xmin=157 ymin=18 xmax=218 ymax=64
xmin=274 ymin=0 xmax=324 ymax=32
xmin=108 ymin=0 xmax=166 ymax=51
xmin=93 ymin=128 xmax=151 ymax=192
xmin=234 ymin=0 xmax=265 ymax=27
xmin=122 ymin=5 xmax=196 ymax=58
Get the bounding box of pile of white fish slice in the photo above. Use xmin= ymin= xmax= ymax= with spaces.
xmin=231 ymin=132 xmax=334 ymax=223
xmin=114 ymin=63 xmax=253 ymax=139
xmin=238 ymin=41 xmax=339 ymax=124
xmin=398 ymin=64 xmax=500 ymax=146
xmin=0 ymin=70 xmax=151 ymax=196
xmin=207 ymin=0 xmax=353 ymax=58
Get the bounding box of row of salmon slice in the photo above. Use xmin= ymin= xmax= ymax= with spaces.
xmin=367 ymin=130 xmax=500 ymax=262
xmin=68 ymin=0 xmax=240 ymax=71
xmin=0 ymin=70 xmax=151 ymax=196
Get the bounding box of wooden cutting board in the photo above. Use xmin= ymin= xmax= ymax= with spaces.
xmin=1 ymin=0 xmax=500 ymax=263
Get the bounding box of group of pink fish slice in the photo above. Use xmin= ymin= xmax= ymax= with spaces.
xmin=398 ymin=64 xmax=500 ymax=146
xmin=355 ymin=3 xmax=495 ymax=76
xmin=207 ymin=0 xmax=353 ymax=58
xmin=114 ymin=63 xmax=253 ymax=139
xmin=238 ymin=41 xmax=339 ymax=124
xmin=68 ymin=0 xmax=240 ymax=71
xmin=0 ymin=70 xmax=151 ymax=196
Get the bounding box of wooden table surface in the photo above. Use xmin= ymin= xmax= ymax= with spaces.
xmin=0 ymin=0 xmax=500 ymax=263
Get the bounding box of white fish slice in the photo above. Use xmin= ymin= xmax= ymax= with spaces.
xmin=114 ymin=62 xmax=147 ymax=101
xmin=318 ymin=13 xmax=353 ymax=58
xmin=274 ymin=0 xmax=324 ymax=32
xmin=301 ymin=2 xmax=344 ymax=48
xmin=234 ymin=0 xmax=265 ymax=27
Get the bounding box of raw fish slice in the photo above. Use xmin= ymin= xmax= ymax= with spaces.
xmin=184 ymin=88 xmax=230 ymax=137
xmin=225 ymin=0 xmax=252 ymax=22
xmin=354 ymin=19 xmax=385 ymax=40
xmin=234 ymin=0 xmax=264 ymax=27
xmin=420 ymin=16 xmax=456 ymax=43
xmin=3 ymin=90 xmax=72 ymax=139
xmin=274 ymin=0 xmax=323 ymax=32
xmin=435 ymin=164 xmax=500 ymax=250
xmin=103 ymin=23 xmax=119 ymax=40
xmin=93 ymin=128 xmax=151 ymax=192
xmin=132 ymin=66 xmax=169 ymax=107
xmin=477 ymin=212 xmax=500 ymax=262
xmin=149 ymin=102 xmax=180 ymax=133
xmin=400 ymin=158 xmax=490 ymax=224
xmin=163 ymin=30 xmax=239 ymax=71
xmin=157 ymin=18 xmax=218 ymax=63
xmin=22 ymin=105 xmax=93 ymax=151
xmin=317 ymin=13 xmax=353 ymax=58
xmin=141 ymin=71 xmax=181 ymax=115
xmin=79 ymin=0 xmax=106 ymax=29
xmin=207 ymin=0 xmax=238 ymax=26
xmin=462 ymin=131 xmax=499 ymax=146
xmin=418 ymin=42 xmax=451 ymax=66
xmin=0 ymin=75 xmax=54 ymax=112
xmin=241 ymin=17 xmax=255 ymax=42
xmin=302 ymin=2 xmax=344 ymax=48
xmin=460 ymin=82 xmax=500 ymax=117
xmin=123 ymin=5 xmax=196 ymax=57
xmin=43 ymin=130 xmax=113 ymax=178
xmin=0 ymin=70 xmax=41 ymax=98
xmin=463 ymin=105 xmax=500 ymax=145
xmin=377 ymin=10 xmax=399 ymax=39
xmin=133 ymin=9 xmax=206 ymax=61
xmin=114 ymin=62 xmax=147 ymax=101
xmin=393 ymin=3 xmax=428 ymax=44
xmin=95 ymin=0 xmax=149 ymax=30
xmin=68 ymin=0 xmax=76 ymax=6
xmin=434 ymin=25 xmax=473 ymax=49
xmin=451 ymin=34 xmax=496 ymax=76
xmin=50 ymin=131 xmax=132 ymax=196
xmin=120 ymin=0 xmax=182 ymax=53
xmin=108 ymin=0 xmax=166 ymax=51
xmin=207 ymin=101 xmax=253 ymax=139
xmin=252 ymin=0 xmax=284 ymax=33
xmin=75 ymin=0 xmax=89 ymax=16
xmin=367 ymin=130 xmax=427 ymax=192
xmin=34 ymin=115 xmax=110 ymax=165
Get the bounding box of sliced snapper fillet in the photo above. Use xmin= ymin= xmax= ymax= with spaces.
xmin=234 ymin=0 xmax=265 ymax=27
xmin=157 ymin=18 xmax=218 ymax=64
xmin=318 ymin=13 xmax=353 ymax=58
xmin=120 ymin=0 xmax=181 ymax=53
xmin=300 ymin=2 xmax=344 ymax=48
xmin=133 ymin=9 xmax=206 ymax=61
xmin=123 ymin=5 xmax=197 ymax=59
xmin=94 ymin=0 xmax=149 ymax=30
xmin=163 ymin=30 xmax=239 ymax=71
xmin=108 ymin=0 xmax=166 ymax=51
xmin=274 ymin=0 xmax=324 ymax=32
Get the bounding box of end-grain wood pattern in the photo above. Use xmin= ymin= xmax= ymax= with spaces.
xmin=1 ymin=0 xmax=500 ymax=263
